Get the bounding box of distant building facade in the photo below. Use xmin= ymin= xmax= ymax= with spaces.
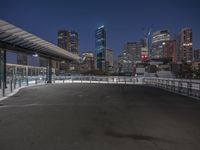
xmin=57 ymin=30 xmax=70 ymax=51
xmin=118 ymin=40 xmax=147 ymax=75
xmin=179 ymin=28 xmax=193 ymax=62
xmin=163 ymin=40 xmax=177 ymax=63
xmin=57 ymin=30 xmax=79 ymax=72
xmin=105 ymin=48 xmax=113 ymax=72
xmin=176 ymin=32 xmax=182 ymax=62
xmin=81 ymin=52 xmax=95 ymax=72
xmin=194 ymin=49 xmax=200 ymax=61
xmin=118 ymin=50 xmax=134 ymax=75
xmin=118 ymin=52 xmax=134 ymax=75
xmin=123 ymin=40 xmax=146 ymax=63
xmin=57 ymin=30 xmax=79 ymax=54
xmin=140 ymin=39 xmax=148 ymax=62
xmin=95 ymin=25 xmax=106 ymax=71
xmin=151 ymin=30 xmax=170 ymax=59
xmin=70 ymin=31 xmax=79 ymax=54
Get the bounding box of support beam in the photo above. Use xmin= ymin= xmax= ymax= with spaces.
xmin=4 ymin=49 xmax=6 ymax=88
xmin=47 ymin=58 xmax=52 ymax=83
xmin=0 ymin=48 xmax=6 ymax=96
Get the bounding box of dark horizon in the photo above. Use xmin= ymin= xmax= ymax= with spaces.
xmin=0 ymin=0 xmax=200 ymax=59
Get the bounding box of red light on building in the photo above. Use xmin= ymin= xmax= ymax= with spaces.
xmin=141 ymin=54 xmax=148 ymax=62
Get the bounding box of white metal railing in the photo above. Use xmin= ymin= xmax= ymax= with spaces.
xmin=0 ymin=76 xmax=46 ymax=99
xmin=1 ymin=76 xmax=200 ymax=100
xmin=143 ymin=77 xmax=200 ymax=100
xmin=52 ymin=76 xmax=200 ymax=100
xmin=52 ymin=76 xmax=143 ymax=85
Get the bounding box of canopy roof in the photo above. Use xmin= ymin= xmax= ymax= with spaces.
xmin=0 ymin=19 xmax=80 ymax=61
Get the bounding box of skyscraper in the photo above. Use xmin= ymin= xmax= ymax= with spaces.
xmin=57 ymin=30 xmax=79 ymax=54
xmin=105 ymin=48 xmax=113 ymax=72
xmin=123 ymin=42 xmax=135 ymax=62
xmin=95 ymin=25 xmax=106 ymax=71
xmin=81 ymin=51 xmax=95 ymax=72
xmin=163 ymin=40 xmax=177 ymax=63
xmin=70 ymin=31 xmax=79 ymax=54
xmin=123 ymin=40 xmax=146 ymax=63
xmin=176 ymin=32 xmax=182 ymax=62
xmin=179 ymin=28 xmax=193 ymax=62
xmin=151 ymin=30 xmax=170 ymax=59
xmin=57 ymin=30 xmax=70 ymax=51
xmin=194 ymin=49 xmax=200 ymax=61
xmin=118 ymin=52 xmax=133 ymax=75
xmin=57 ymin=30 xmax=79 ymax=72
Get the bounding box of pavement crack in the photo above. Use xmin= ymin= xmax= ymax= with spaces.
xmin=105 ymin=129 xmax=172 ymax=146
xmin=105 ymin=130 xmax=157 ymax=141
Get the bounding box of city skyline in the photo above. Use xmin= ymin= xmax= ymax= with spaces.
xmin=0 ymin=0 xmax=200 ymax=59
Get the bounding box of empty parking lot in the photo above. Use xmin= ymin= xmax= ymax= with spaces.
xmin=0 ymin=83 xmax=200 ymax=150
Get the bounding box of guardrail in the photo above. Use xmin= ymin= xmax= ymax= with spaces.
xmin=0 ymin=77 xmax=46 ymax=99
xmin=52 ymin=76 xmax=143 ymax=85
xmin=1 ymin=76 xmax=200 ymax=100
xmin=52 ymin=76 xmax=200 ymax=100
xmin=143 ymin=77 xmax=200 ymax=100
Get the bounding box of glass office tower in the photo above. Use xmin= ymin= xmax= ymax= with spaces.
xmin=95 ymin=25 xmax=106 ymax=71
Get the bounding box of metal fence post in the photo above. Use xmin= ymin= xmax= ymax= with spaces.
xmin=170 ymin=80 xmax=173 ymax=92
xmin=26 ymin=77 xmax=29 ymax=86
xmin=19 ymin=78 xmax=21 ymax=87
xmin=187 ymin=81 xmax=190 ymax=96
xmin=2 ymin=79 xmax=5 ymax=97
xmin=53 ymin=77 xmax=56 ymax=84
xmin=142 ymin=78 xmax=145 ymax=85
xmin=10 ymin=78 xmax=13 ymax=93
xmin=14 ymin=78 xmax=16 ymax=89
xmin=199 ymin=83 xmax=200 ymax=98
xmin=180 ymin=81 xmax=182 ymax=93
xmin=189 ymin=80 xmax=192 ymax=97
xmin=35 ymin=78 xmax=37 ymax=85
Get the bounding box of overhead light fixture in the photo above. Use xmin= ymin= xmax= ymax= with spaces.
xmin=33 ymin=53 xmax=38 ymax=57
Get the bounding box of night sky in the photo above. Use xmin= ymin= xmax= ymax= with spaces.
xmin=0 ymin=0 xmax=200 ymax=60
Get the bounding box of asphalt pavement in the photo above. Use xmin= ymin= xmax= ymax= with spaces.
xmin=0 ymin=83 xmax=200 ymax=150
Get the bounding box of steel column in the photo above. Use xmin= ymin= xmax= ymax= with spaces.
xmin=0 ymin=48 xmax=6 ymax=96
xmin=47 ymin=58 xmax=52 ymax=83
